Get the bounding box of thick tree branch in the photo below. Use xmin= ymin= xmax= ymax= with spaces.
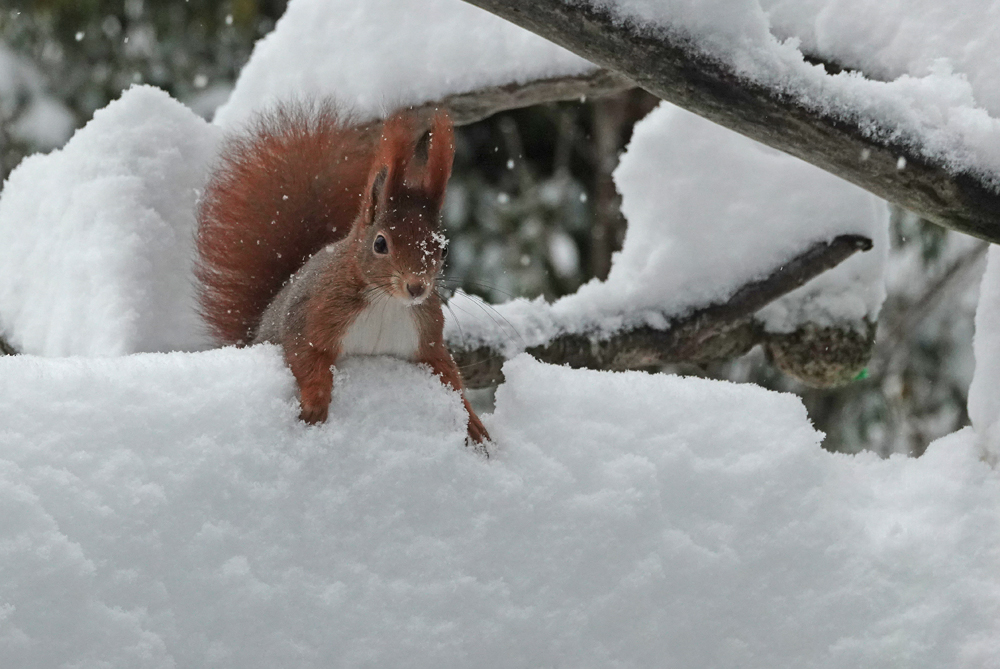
xmin=452 ymin=235 xmax=873 ymax=388
xmin=460 ymin=0 xmax=1000 ymax=244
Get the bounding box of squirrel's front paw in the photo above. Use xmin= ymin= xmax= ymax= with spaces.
xmin=299 ymin=401 xmax=329 ymax=424
xmin=466 ymin=415 xmax=491 ymax=456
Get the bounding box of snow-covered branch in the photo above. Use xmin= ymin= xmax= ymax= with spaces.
xmin=452 ymin=234 xmax=873 ymax=388
xmin=459 ymin=0 xmax=1000 ymax=244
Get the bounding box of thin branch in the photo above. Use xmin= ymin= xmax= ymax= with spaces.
xmin=459 ymin=0 xmax=1000 ymax=244
xmin=452 ymin=235 xmax=873 ymax=387
xmin=409 ymin=68 xmax=632 ymax=126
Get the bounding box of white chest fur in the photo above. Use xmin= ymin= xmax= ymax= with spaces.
xmin=339 ymin=296 xmax=421 ymax=360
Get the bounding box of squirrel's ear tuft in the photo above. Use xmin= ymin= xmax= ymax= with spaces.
xmin=362 ymin=166 xmax=388 ymax=225
xmin=361 ymin=113 xmax=416 ymax=226
xmin=422 ymin=110 xmax=455 ymax=210
xmin=376 ymin=113 xmax=414 ymax=196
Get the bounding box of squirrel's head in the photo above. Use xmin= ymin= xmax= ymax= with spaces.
xmin=353 ymin=110 xmax=454 ymax=306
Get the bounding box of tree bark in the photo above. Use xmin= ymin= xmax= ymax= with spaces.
xmin=459 ymin=0 xmax=1000 ymax=244
xmin=589 ymin=94 xmax=628 ymax=280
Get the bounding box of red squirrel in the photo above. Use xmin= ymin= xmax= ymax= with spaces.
xmin=195 ymin=101 xmax=489 ymax=447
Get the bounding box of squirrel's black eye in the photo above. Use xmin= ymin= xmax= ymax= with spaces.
xmin=441 ymin=244 xmax=449 ymax=260
xmin=373 ymin=234 xmax=388 ymax=255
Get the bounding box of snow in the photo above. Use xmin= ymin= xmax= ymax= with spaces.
xmin=447 ymin=104 xmax=888 ymax=352
xmin=1 ymin=349 xmax=998 ymax=667
xmin=0 ymin=5 xmax=995 ymax=658
xmin=0 ymin=3 xmax=997 ymax=664
xmin=585 ymin=104 xmax=887 ymax=334
xmin=0 ymin=85 xmax=220 ymax=356
xmin=213 ymin=0 xmax=594 ymax=127
xmin=760 ymin=0 xmax=1000 ymax=117
xmin=968 ymin=246 xmax=1000 ymax=463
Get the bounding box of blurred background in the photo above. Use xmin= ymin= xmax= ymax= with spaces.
xmin=0 ymin=0 xmax=986 ymax=456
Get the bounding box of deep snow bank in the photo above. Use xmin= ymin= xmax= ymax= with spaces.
xmin=0 ymin=351 xmax=997 ymax=668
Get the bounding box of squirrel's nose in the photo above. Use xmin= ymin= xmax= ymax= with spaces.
xmin=406 ymin=282 xmax=426 ymax=298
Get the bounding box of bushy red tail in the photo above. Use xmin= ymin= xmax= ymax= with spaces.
xmin=195 ymin=100 xmax=377 ymax=345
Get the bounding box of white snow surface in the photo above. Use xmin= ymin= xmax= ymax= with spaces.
xmin=448 ymin=104 xmax=888 ymax=351
xmin=0 ymin=85 xmax=220 ymax=356
xmin=213 ymin=0 xmax=593 ymax=127
xmin=760 ymin=0 xmax=1000 ymax=117
xmin=583 ymin=0 xmax=1000 ymax=186
xmin=969 ymin=246 xmax=1000 ymax=463
xmin=0 ymin=349 xmax=998 ymax=668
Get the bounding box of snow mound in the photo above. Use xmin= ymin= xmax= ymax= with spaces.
xmin=214 ymin=0 xmax=593 ymax=127
xmin=0 ymin=350 xmax=997 ymax=667
xmin=0 ymin=85 xmax=221 ymax=356
xmin=448 ymin=104 xmax=888 ymax=350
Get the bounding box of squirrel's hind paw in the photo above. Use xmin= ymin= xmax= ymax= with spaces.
xmin=466 ymin=436 xmax=491 ymax=459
